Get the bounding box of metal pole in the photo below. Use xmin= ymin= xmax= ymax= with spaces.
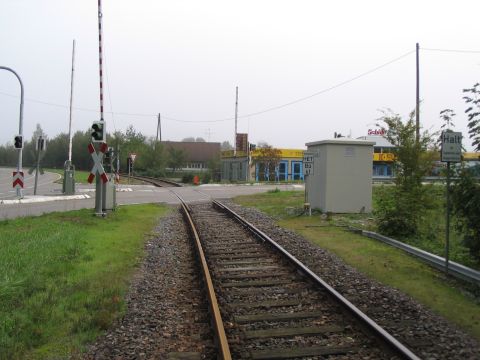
xmin=68 ymin=40 xmax=76 ymax=164
xmin=445 ymin=162 xmax=451 ymax=274
xmin=0 ymin=66 xmax=24 ymax=198
xmin=34 ymin=138 xmax=41 ymax=195
xmin=96 ymin=0 xmax=105 ymax=214
xmin=415 ymin=42 xmax=420 ymax=143
xmin=156 ymin=113 xmax=162 ymax=143
xmin=234 ymin=86 xmax=238 ymax=156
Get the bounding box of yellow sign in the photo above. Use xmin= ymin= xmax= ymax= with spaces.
xmin=463 ymin=152 xmax=480 ymax=161
xmin=221 ymin=150 xmax=247 ymax=158
xmin=373 ymin=153 xmax=395 ymax=162
xmin=250 ymin=148 xmax=304 ymax=159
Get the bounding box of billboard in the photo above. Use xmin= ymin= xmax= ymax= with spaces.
xmin=236 ymin=133 xmax=248 ymax=153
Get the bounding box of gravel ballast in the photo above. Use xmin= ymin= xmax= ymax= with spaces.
xmin=222 ymin=200 xmax=480 ymax=359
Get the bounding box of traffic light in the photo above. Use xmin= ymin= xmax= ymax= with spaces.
xmin=14 ymin=135 xmax=23 ymax=149
xmin=104 ymin=147 xmax=113 ymax=172
xmin=91 ymin=121 xmax=106 ymax=143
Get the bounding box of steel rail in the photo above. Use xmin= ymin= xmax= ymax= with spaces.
xmin=212 ymin=200 xmax=421 ymax=360
xmin=176 ymin=194 xmax=232 ymax=359
xmin=129 ymin=174 xmax=182 ymax=187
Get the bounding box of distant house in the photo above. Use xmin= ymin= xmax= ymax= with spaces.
xmin=162 ymin=141 xmax=220 ymax=171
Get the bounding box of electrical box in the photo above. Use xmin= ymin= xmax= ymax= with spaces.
xmin=103 ymin=181 xmax=116 ymax=211
xmin=305 ymin=139 xmax=375 ymax=213
xmin=63 ymin=169 xmax=76 ymax=195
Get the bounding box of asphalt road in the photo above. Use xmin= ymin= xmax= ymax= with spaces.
xmin=0 ymin=167 xmax=61 ymax=200
xmin=0 ymin=168 xmax=303 ymax=220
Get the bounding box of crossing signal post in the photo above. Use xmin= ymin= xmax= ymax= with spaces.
xmin=91 ymin=121 xmax=106 ymax=215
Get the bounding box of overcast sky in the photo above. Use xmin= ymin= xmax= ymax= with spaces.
xmin=1 ymin=0 xmax=479 ymax=150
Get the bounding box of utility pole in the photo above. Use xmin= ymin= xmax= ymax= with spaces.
xmin=156 ymin=113 xmax=162 ymax=143
xmin=234 ymin=86 xmax=238 ymax=156
xmin=416 ymin=42 xmax=420 ymax=143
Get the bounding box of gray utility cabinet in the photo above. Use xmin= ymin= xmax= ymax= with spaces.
xmin=63 ymin=169 xmax=76 ymax=195
xmin=102 ymin=181 xmax=117 ymax=211
xmin=305 ymin=139 xmax=375 ymax=213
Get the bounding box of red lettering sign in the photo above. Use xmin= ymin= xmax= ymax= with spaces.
xmin=368 ymin=129 xmax=386 ymax=136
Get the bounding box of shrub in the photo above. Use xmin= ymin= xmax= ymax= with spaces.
xmin=181 ymin=173 xmax=194 ymax=183
xmin=451 ymin=167 xmax=480 ymax=260
xmin=201 ymin=172 xmax=211 ymax=184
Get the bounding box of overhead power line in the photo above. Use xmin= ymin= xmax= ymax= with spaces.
xmin=3 ymin=47 xmax=478 ymax=124
xmin=421 ymin=47 xmax=480 ymax=54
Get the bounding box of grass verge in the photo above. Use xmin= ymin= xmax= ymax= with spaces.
xmin=233 ymin=190 xmax=480 ymax=341
xmin=46 ymin=169 xmax=147 ymax=185
xmin=0 ymin=204 xmax=169 ymax=359
xmin=46 ymin=168 xmax=92 ymax=185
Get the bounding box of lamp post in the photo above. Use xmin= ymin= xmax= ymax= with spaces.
xmin=0 ymin=66 xmax=24 ymax=198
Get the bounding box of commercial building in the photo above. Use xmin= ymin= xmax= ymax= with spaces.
xmin=162 ymin=141 xmax=220 ymax=172
xmin=221 ymin=148 xmax=305 ymax=182
xmin=357 ymin=135 xmax=395 ymax=178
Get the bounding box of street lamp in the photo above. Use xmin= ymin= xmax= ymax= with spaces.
xmin=0 ymin=66 xmax=24 ymax=198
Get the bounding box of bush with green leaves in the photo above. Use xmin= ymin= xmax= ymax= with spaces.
xmin=181 ymin=173 xmax=194 ymax=183
xmin=374 ymin=110 xmax=436 ymax=238
xmin=451 ymin=167 xmax=480 ymax=260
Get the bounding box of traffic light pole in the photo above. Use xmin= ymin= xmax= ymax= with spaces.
xmin=0 ymin=66 xmax=24 ymax=198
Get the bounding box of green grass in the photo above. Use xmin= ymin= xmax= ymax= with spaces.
xmin=46 ymin=168 xmax=92 ymax=184
xmin=46 ymin=169 xmax=147 ymax=185
xmin=0 ymin=204 xmax=169 ymax=359
xmin=233 ymin=190 xmax=480 ymax=341
xmin=233 ymin=189 xmax=305 ymax=218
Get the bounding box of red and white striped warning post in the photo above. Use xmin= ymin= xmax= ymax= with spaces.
xmin=87 ymin=143 xmax=108 ymax=184
xmin=97 ymin=0 xmax=104 ymax=119
xmin=13 ymin=171 xmax=24 ymax=189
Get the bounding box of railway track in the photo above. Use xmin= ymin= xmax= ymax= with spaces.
xmin=128 ymin=174 xmax=183 ymax=187
xmin=179 ymin=197 xmax=420 ymax=359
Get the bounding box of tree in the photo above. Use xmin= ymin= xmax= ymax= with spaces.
xmin=251 ymin=143 xmax=281 ymax=181
xmin=167 ymin=147 xmax=186 ymax=173
xmin=449 ymin=83 xmax=480 ymax=260
xmin=374 ymin=110 xmax=436 ymax=237
xmin=221 ymin=141 xmax=233 ymax=150
xmin=182 ymin=137 xmax=195 ymax=142
xmin=462 ymin=83 xmax=480 ymax=151
xmin=138 ymin=138 xmax=167 ymax=176
xmin=451 ymin=167 xmax=480 ymax=260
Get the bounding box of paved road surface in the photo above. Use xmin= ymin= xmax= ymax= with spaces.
xmin=0 ymin=168 xmax=303 ymax=220
xmin=0 ymin=167 xmax=61 ymax=200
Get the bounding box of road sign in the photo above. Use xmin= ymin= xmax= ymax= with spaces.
xmin=87 ymin=143 xmax=108 ymax=184
xmin=441 ymin=131 xmax=462 ymax=162
xmin=13 ymin=171 xmax=24 ymax=189
xmin=129 ymin=153 xmax=137 ymax=162
xmin=303 ymin=152 xmax=314 ymax=176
